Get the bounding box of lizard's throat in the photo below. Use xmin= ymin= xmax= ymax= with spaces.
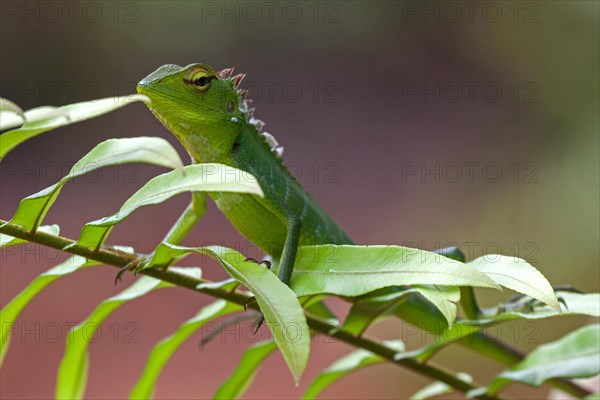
xmin=149 ymin=107 xmax=234 ymax=164
xmin=185 ymin=134 xmax=225 ymax=163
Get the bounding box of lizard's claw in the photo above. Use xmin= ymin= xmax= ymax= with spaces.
xmin=242 ymin=258 xmax=271 ymax=310
xmin=114 ymin=257 xmax=149 ymax=285
xmin=241 ymin=258 xmax=271 ymax=333
xmin=253 ymin=315 xmax=265 ymax=334
xmin=244 ymin=257 xmax=271 ymax=269
xmin=244 ymin=296 xmax=257 ymax=311
xmin=557 ymin=296 xmax=569 ymax=310
xmin=243 ymin=296 xmax=265 ymax=334
xmin=495 ymin=285 xmax=580 ymax=315
xmin=505 ymin=285 xmax=584 ymax=305
xmin=552 ymin=285 xmax=584 ymax=294
xmin=495 ymin=296 xmax=540 ymax=315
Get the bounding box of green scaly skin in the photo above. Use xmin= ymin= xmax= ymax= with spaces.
xmin=136 ymin=65 xmax=588 ymax=397
xmin=137 ymin=63 xmax=351 ymax=285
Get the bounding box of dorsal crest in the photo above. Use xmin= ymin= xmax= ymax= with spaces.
xmin=219 ymin=67 xmax=284 ymax=159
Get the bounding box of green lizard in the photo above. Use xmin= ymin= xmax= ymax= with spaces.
xmin=133 ymin=65 xmax=588 ymax=394
xmin=136 ymin=63 xmax=353 ymax=287
xmin=134 ymin=63 xmax=472 ymax=330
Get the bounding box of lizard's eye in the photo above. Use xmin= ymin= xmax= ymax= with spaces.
xmin=185 ymin=70 xmax=213 ymax=93
xmin=196 ymin=76 xmax=208 ymax=87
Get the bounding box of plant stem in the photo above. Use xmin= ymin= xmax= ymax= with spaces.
xmin=0 ymin=220 xmax=591 ymax=399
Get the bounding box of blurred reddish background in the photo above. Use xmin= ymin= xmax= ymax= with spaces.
xmin=1 ymin=1 xmax=598 ymax=399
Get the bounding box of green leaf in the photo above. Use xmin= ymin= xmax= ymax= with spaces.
xmin=131 ymin=300 xmax=242 ymax=399
xmin=390 ymin=287 xmax=485 ymax=364
xmin=0 ymin=98 xmax=25 ymax=131
xmin=343 ymin=287 xmax=416 ymax=336
xmin=586 ymin=390 xmax=600 ymax=399
xmin=196 ymin=278 xmax=240 ymax=292
xmin=556 ymin=291 xmax=600 ymax=317
xmin=344 ymin=286 xmax=458 ymax=353
xmin=396 ymin=320 xmax=482 ymax=363
xmin=0 ymin=224 xmax=59 ymax=248
xmin=411 ymin=381 xmax=452 ymax=400
xmin=480 ymin=324 xmax=600 ymax=396
xmin=469 ymin=255 xmax=561 ymax=312
xmin=302 ymin=341 xmax=404 ymax=400
xmin=75 ymin=163 xmax=264 ymax=250
xmin=0 ymin=98 xmax=24 ymax=114
xmin=410 ymin=373 xmax=472 ymax=400
xmin=56 ymin=268 xmax=200 ymax=399
xmin=73 ymin=353 xmax=90 ymax=400
xmin=7 ymin=137 xmax=183 ymax=231
xmin=213 ymin=340 xmax=278 ymax=399
xmin=0 ymin=95 xmax=148 ymax=160
xmin=472 ymin=291 xmax=600 ymax=324
xmin=0 ymin=255 xmax=98 ymax=366
xmin=147 ymin=243 xmax=310 ymax=385
xmin=302 ymin=296 xmax=339 ymax=325
xmin=397 ymin=290 xmax=600 ymax=364
xmin=413 ymin=285 xmax=460 ymax=328
xmin=291 ymin=245 xmax=500 ymax=297
xmin=499 ymin=323 xmax=600 ymax=384
xmin=0 ymin=112 xmax=25 ymax=131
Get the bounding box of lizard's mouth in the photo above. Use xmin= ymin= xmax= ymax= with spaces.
xmin=136 ymin=82 xmax=229 ymax=117
xmin=136 ymin=81 xmax=158 ymax=99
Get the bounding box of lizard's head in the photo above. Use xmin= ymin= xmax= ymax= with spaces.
xmin=137 ymin=63 xmax=247 ymax=161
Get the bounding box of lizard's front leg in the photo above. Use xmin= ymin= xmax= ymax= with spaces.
xmin=247 ymin=218 xmax=301 ymax=333
xmin=277 ymin=218 xmax=302 ymax=286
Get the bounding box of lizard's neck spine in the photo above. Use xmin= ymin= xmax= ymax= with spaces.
xmin=221 ymin=67 xmax=285 ymax=160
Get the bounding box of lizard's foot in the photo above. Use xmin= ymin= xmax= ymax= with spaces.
xmin=241 ymin=259 xmax=271 ymax=334
xmin=552 ymin=285 xmax=584 ymax=294
xmin=505 ymin=285 xmax=583 ymax=305
xmin=495 ymin=295 xmax=543 ymax=315
xmin=114 ymin=257 xmax=149 ymax=285
xmin=244 ymin=296 xmax=257 ymax=311
xmin=253 ymin=315 xmax=265 ymax=334
xmin=496 ymin=285 xmax=579 ymax=315
xmin=242 ymin=296 xmax=265 ymax=335
xmin=241 ymin=258 xmax=271 ymax=310
xmin=244 ymin=258 xmax=272 ymax=269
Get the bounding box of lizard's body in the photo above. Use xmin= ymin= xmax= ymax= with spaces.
xmin=131 ymin=64 xmax=587 ymax=398
xmin=138 ymin=64 xmax=351 ymax=284
xmin=213 ymin=121 xmax=352 ymax=255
